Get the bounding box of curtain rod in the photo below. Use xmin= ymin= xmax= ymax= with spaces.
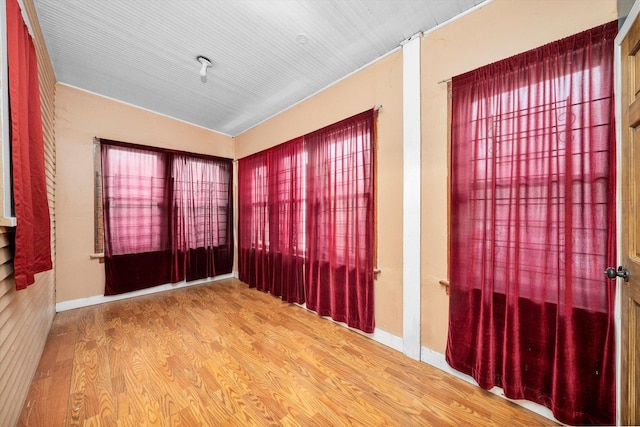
xmin=438 ymin=78 xmax=452 ymax=84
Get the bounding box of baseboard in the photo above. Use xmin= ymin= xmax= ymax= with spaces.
xmin=420 ymin=347 xmax=560 ymax=424
xmin=291 ymin=298 xmax=405 ymax=354
xmin=370 ymin=328 xmax=404 ymax=353
xmin=55 ymin=273 xmax=236 ymax=312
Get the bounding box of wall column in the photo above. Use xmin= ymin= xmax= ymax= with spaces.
xmin=402 ymin=33 xmax=421 ymax=360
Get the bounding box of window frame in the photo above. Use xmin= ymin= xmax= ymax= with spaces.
xmin=440 ymin=81 xmax=452 ymax=295
xmin=93 ymin=138 xmax=103 ymax=254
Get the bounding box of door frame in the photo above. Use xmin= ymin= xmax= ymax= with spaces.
xmin=615 ymin=2 xmax=640 ymax=423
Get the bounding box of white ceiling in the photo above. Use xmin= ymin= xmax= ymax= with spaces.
xmin=33 ymin=0 xmax=485 ymax=136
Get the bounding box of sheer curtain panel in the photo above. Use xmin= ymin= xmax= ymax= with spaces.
xmin=305 ymin=110 xmax=375 ymax=333
xmin=267 ymin=138 xmax=306 ymax=303
xmin=446 ymin=22 xmax=617 ymax=425
xmin=7 ymin=0 xmax=52 ymax=290
xmin=101 ymin=144 xmax=172 ymax=295
xmin=238 ymin=110 xmax=376 ymax=333
xmin=172 ymin=154 xmax=233 ymax=282
xmin=101 ymin=140 xmax=233 ymax=295
xmin=238 ymin=137 xmax=305 ymax=303
xmin=238 ymin=151 xmax=269 ymax=290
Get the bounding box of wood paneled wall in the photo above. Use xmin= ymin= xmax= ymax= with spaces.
xmin=0 ymin=0 xmax=56 ymax=425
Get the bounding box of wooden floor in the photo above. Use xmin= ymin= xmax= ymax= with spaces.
xmin=18 ymin=279 xmax=556 ymax=426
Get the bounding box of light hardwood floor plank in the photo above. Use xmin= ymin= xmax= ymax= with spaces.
xmin=18 ymin=279 xmax=557 ymax=426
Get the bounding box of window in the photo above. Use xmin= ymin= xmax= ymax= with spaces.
xmin=238 ymin=138 xmax=306 ymax=256
xmin=103 ymin=146 xmax=169 ymax=256
xmin=172 ymin=154 xmax=231 ymax=250
xmin=250 ymin=163 xmax=269 ymax=250
xmin=95 ymin=140 xmax=232 ymax=255
xmin=238 ymin=109 xmax=375 ymax=332
xmin=270 ymin=147 xmax=306 ymax=257
xmin=453 ymin=73 xmax=610 ymax=309
xmin=446 ymin=22 xmax=617 ymax=426
xmin=309 ymin=134 xmax=372 ymax=265
xmin=95 ymin=138 xmax=234 ymax=295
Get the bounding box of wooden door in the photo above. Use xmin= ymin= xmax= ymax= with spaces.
xmin=620 ymin=11 xmax=640 ymax=426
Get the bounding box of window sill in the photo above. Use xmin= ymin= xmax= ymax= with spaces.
xmin=0 ymin=216 xmax=16 ymax=227
xmin=90 ymin=253 xmax=105 ymax=263
xmin=439 ymin=279 xmax=450 ymax=295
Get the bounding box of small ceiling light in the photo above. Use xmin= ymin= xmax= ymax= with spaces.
xmin=197 ymin=55 xmax=212 ymax=77
xmin=295 ymin=33 xmax=309 ymax=45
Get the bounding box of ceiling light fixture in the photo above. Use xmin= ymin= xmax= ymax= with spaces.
xmin=197 ymin=55 xmax=212 ymax=77
xmin=295 ymin=33 xmax=309 ymax=45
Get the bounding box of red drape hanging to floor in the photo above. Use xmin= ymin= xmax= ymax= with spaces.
xmin=6 ymin=0 xmax=52 ymax=290
xmin=238 ymin=150 xmax=269 ymax=290
xmin=172 ymin=153 xmax=233 ymax=282
xmin=446 ymin=22 xmax=617 ymax=425
xmin=101 ymin=140 xmax=233 ymax=296
xmin=101 ymin=143 xmax=172 ymax=295
xmin=238 ymin=110 xmax=375 ymax=332
xmin=238 ymin=137 xmax=306 ymax=303
xmin=305 ymin=110 xmax=375 ymax=333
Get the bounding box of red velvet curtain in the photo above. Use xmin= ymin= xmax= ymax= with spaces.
xmin=238 ymin=137 xmax=305 ymax=303
xmin=305 ymin=110 xmax=375 ymax=333
xmin=101 ymin=140 xmax=233 ymax=295
xmin=102 ymin=143 xmax=172 ymax=295
xmin=446 ymin=22 xmax=617 ymax=425
xmin=172 ymin=154 xmax=233 ymax=282
xmin=238 ymin=111 xmax=375 ymax=332
xmin=238 ymin=150 xmax=269 ymax=289
xmin=268 ymin=139 xmax=306 ymax=303
xmin=7 ymin=0 xmax=52 ymax=289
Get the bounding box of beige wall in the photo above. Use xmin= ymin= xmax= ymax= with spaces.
xmin=420 ymin=0 xmax=618 ymax=352
xmin=55 ymin=84 xmax=234 ymax=303
xmin=236 ymin=52 xmax=404 ymax=336
xmin=0 ymin=0 xmax=57 ymax=425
